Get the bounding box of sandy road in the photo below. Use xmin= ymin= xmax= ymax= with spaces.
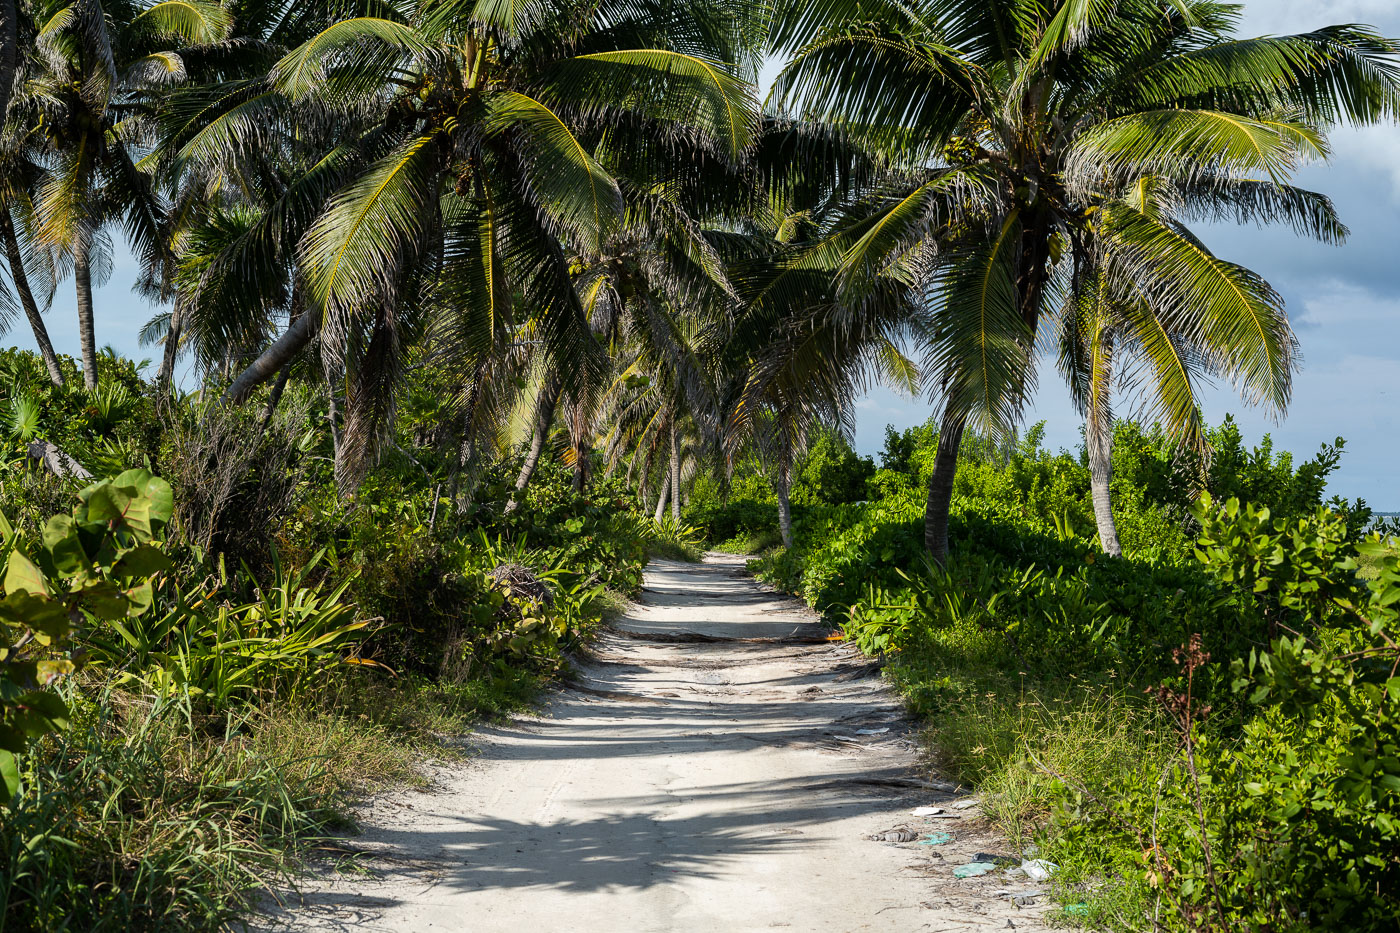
xmin=264 ymin=554 xmax=1047 ymax=932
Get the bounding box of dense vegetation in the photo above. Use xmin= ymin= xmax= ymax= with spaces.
xmin=1 ymin=0 xmax=1398 ymax=928
xmin=707 ymin=421 xmax=1398 ymax=930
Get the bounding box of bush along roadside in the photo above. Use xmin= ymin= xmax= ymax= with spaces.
xmin=747 ymin=417 xmax=1399 ymax=930
xmin=0 ymin=454 xmax=655 ymax=931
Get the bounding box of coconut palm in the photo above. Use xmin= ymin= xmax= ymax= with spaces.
xmin=1060 ymin=172 xmax=1346 ymax=554
xmin=14 ymin=0 xmax=232 ymax=388
xmin=727 ymin=234 xmax=919 ymax=547
xmin=168 ymin=0 xmax=757 ymax=489
xmin=769 ymin=0 xmax=1400 ymax=562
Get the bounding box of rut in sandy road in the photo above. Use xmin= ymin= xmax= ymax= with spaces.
xmin=264 ymin=554 xmax=1047 ymax=932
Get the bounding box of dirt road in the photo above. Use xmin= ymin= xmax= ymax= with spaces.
xmin=266 ymin=555 xmax=1047 ymax=932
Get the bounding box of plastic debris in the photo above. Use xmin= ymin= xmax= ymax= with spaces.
xmin=865 ymin=826 xmax=921 ymax=843
xmin=855 ymin=727 xmax=890 ymax=735
xmin=1062 ymin=904 xmax=1090 ymax=915
xmin=951 ymin=798 xmax=980 ymax=810
xmin=953 ymin=861 xmax=998 ymax=878
xmin=911 ymin=806 xmax=944 ymax=816
xmin=1021 ymin=858 xmax=1058 ymax=882
xmin=918 ymin=832 xmax=954 ymax=846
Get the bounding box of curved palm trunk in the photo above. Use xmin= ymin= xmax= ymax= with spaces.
xmin=2 ymin=215 xmax=64 ymax=386
xmin=1087 ymin=418 xmax=1123 ymax=556
xmin=923 ymin=409 xmax=965 ymax=566
xmin=258 ymin=363 xmax=292 ymax=433
xmin=669 ymin=422 xmax=681 ymax=522
xmin=222 ymin=311 xmax=318 ymax=404
xmin=506 ymin=374 xmax=560 ymax=512
xmin=571 ymin=405 xmax=590 ymax=494
xmin=652 ymin=469 xmax=671 ymax=523
xmin=776 ymin=464 xmax=793 ymax=549
xmin=74 ymin=237 xmax=97 ymax=390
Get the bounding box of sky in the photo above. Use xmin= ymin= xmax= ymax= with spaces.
xmin=4 ymin=1 xmax=1398 ymax=506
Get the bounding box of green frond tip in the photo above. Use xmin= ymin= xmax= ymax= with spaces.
xmin=484 ymin=92 xmax=622 ymax=252
xmin=569 ymin=50 xmax=758 ymax=159
xmin=271 ymin=18 xmax=428 ymax=101
xmin=129 ymin=0 xmax=233 ymax=45
xmin=1069 ymin=110 xmax=1326 ymax=188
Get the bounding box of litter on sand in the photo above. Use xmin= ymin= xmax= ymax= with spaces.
xmin=855 ymin=727 xmax=890 ymax=735
xmin=865 ymin=826 xmax=921 ymax=843
xmin=951 ymin=798 xmax=980 ymax=810
xmin=1021 ymin=858 xmax=1058 ymax=882
xmin=918 ymin=832 xmax=953 ymax=846
xmin=910 ymin=806 xmax=944 ymax=816
xmin=953 ymin=861 xmax=998 ymax=878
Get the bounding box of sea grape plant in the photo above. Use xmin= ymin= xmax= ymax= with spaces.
xmin=0 ymin=469 xmax=172 ymax=795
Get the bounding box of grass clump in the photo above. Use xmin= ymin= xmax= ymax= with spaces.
xmin=0 ymin=670 xmax=546 ymax=932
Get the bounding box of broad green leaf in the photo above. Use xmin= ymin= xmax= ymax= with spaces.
xmin=112 ymin=544 xmax=173 ymax=577
xmin=0 ymin=749 xmax=18 ymax=798
xmin=0 ymin=592 xmax=68 ymax=637
xmin=43 ymin=515 xmax=89 ymax=576
xmin=3 ymin=551 xmax=49 ymax=597
xmin=83 ymin=483 xmax=130 ymax=525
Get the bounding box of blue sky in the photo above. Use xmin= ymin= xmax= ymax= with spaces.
xmin=4 ymin=1 xmax=1398 ymax=506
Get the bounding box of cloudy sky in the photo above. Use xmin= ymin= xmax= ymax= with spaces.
xmin=5 ymin=1 xmax=1398 ymax=506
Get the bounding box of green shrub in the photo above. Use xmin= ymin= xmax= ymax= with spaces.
xmin=0 ymin=469 xmax=174 ymax=796
xmin=791 ymin=429 xmax=874 ymax=506
xmin=86 ymin=551 xmax=375 ymax=716
xmin=1051 ymin=527 xmax=1400 ymax=931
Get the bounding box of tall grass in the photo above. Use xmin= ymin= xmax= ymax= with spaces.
xmin=0 ymin=670 xmax=539 ymax=932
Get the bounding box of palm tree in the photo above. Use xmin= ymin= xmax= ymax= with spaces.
xmin=16 ymin=0 xmax=225 ymax=388
xmin=170 ymin=0 xmax=757 ymax=489
xmin=769 ymin=0 xmax=1400 ymax=562
xmin=727 ymin=242 xmax=918 ymax=547
xmin=1059 ymin=174 xmax=1345 ymax=554
xmin=0 ymin=208 xmax=66 ymax=385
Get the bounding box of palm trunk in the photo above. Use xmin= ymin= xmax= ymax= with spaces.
xmin=0 ymin=0 xmax=17 ymax=124
xmin=776 ymin=464 xmax=793 ymax=549
xmin=669 ymin=423 xmax=681 ymax=522
xmin=923 ymin=409 xmax=965 ymax=566
xmin=2 ymin=215 xmax=64 ymax=386
xmin=1087 ymin=418 xmax=1122 ymax=556
xmin=74 ymin=236 xmax=97 ymax=390
xmin=156 ymin=302 xmax=184 ymax=390
xmin=506 ymin=374 xmax=560 ymax=512
xmin=325 ymin=369 xmax=342 ymax=469
xmin=259 ymin=363 xmax=292 ymax=432
xmin=221 ymin=311 xmax=318 ymax=404
xmin=652 ymin=469 xmax=671 ymax=523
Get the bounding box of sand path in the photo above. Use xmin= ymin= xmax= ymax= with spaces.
xmin=264 ymin=554 xmax=1047 ymax=932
